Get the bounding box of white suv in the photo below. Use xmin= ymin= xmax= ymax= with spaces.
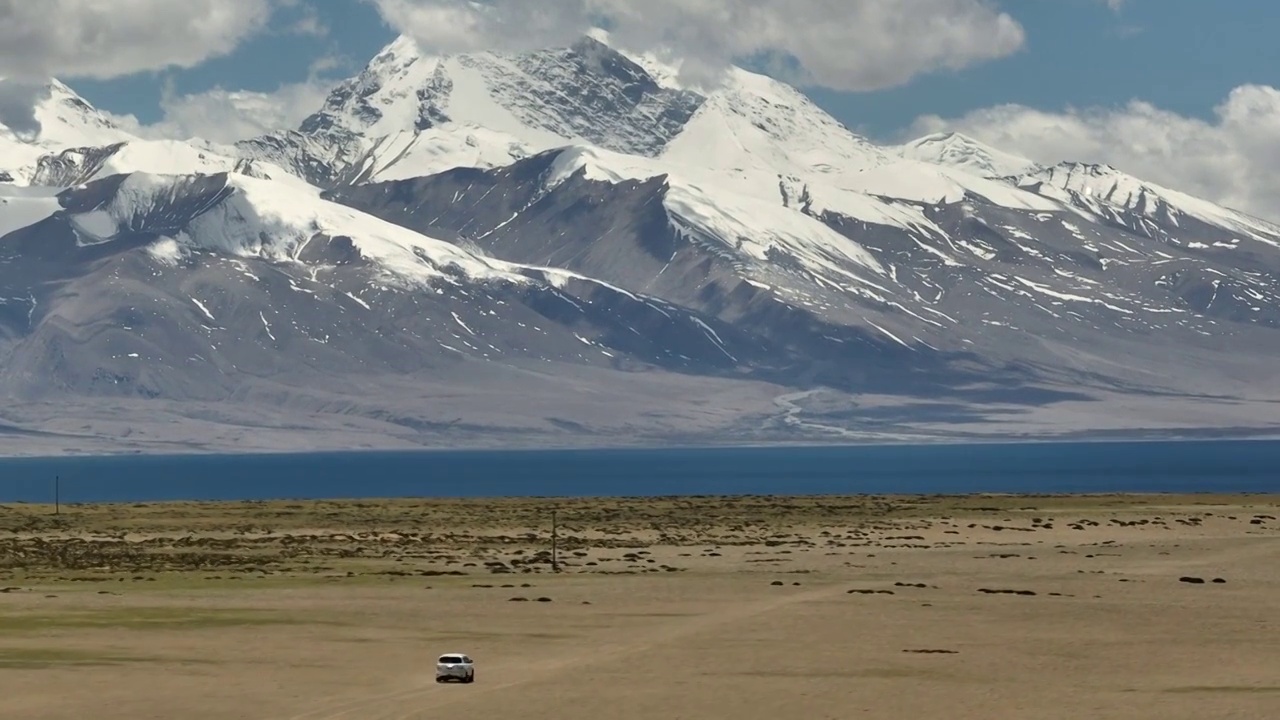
xmin=435 ymin=653 xmax=475 ymax=683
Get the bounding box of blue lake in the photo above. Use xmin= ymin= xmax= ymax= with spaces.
xmin=0 ymin=439 xmax=1277 ymax=503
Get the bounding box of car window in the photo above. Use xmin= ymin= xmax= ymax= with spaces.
xmin=439 ymin=655 xmax=463 ymax=663
xmin=462 ymin=656 xmax=472 ymax=663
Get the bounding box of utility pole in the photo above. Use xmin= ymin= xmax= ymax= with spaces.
xmin=551 ymin=507 xmax=559 ymax=573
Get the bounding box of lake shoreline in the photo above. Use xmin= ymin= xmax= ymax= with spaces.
xmin=6 ymin=490 xmax=1280 ymax=514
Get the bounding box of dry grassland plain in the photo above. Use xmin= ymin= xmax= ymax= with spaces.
xmin=1 ymin=493 xmax=1278 ymax=719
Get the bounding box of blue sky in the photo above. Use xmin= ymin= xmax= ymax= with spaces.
xmin=62 ymin=0 xmax=1280 ymax=143
xmin=826 ymin=0 xmax=1280 ymax=139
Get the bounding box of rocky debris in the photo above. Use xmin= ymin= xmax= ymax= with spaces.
xmin=1179 ymin=576 xmax=1227 ymax=584
xmin=978 ymin=588 xmax=1037 ymax=596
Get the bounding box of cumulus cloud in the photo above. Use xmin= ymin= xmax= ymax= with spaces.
xmin=278 ymin=0 xmax=330 ymax=37
xmin=906 ymin=84 xmax=1280 ymax=222
xmin=106 ymin=74 xmax=335 ymax=144
xmin=0 ymin=0 xmax=273 ymax=81
xmin=370 ymin=0 xmax=1026 ymax=92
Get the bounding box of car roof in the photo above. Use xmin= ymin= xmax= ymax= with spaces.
xmin=438 ymin=653 xmax=470 ymax=658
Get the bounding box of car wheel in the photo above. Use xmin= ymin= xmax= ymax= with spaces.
xmin=466 ymin=673 xmax=475 ymax=684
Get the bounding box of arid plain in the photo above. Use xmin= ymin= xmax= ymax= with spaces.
xmin=2 ymin=493 xmax=1277 ymax=719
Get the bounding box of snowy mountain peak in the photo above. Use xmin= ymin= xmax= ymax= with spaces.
xmin=0 ymin=78 xmax=128 ymax=149
xmin=286 ymin=29 xmax=902 ymax=191
xmin=249 ymin=33 xmax=950 ymax=200
xmin=0 ymin=79 xmax=136 ymax=187
xmin=0 ymin=77 xmax=319 ymax=194
xmin=299 ymin=33 xmax=704 ymax=159
xmin=897 ymin=131 xmax=1039 ymax=179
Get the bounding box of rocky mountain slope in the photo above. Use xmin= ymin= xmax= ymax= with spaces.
xmin=0 ymin=35 xmax=1277 ymax=454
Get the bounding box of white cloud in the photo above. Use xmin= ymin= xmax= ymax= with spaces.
xmin=278 ymin=0 xmax=330 ymax=38
xmin=369 ymin=0 xmax=1026 ymax=92
xmin=106 ymin=73 xmax=335 ymax=144
xmin=906 ymin=85 xmax=1280 ymax=222
xmin=0 ymin=0 xmax=276 ymax=81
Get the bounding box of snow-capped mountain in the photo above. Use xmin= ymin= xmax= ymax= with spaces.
xmin=4 ymin=79 xmax=127 ymax=148
xmin=897 ymin=132 xmax=1040 ymax=179
xmin=0 ymin=34 xmax=1277 ymax=454
xmin=0 ymin=80 xmax=307 ymax=191
xmin=0 ymin=79 xmax=131 ymax=182
xmin=238 ymin=34 xmax=1052 ymax=214
xmin=1016 ymin=162 xmax=1280 ymax=248
xmin=236 ymin=34 xmax=705 ymax=186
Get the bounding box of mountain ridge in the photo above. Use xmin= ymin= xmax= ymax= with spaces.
xmin=0 ymin=34 xmax=1277 ymax=454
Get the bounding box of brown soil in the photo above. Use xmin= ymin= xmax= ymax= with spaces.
xmin=2 ymin=493 xmax=1277 ymax=719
